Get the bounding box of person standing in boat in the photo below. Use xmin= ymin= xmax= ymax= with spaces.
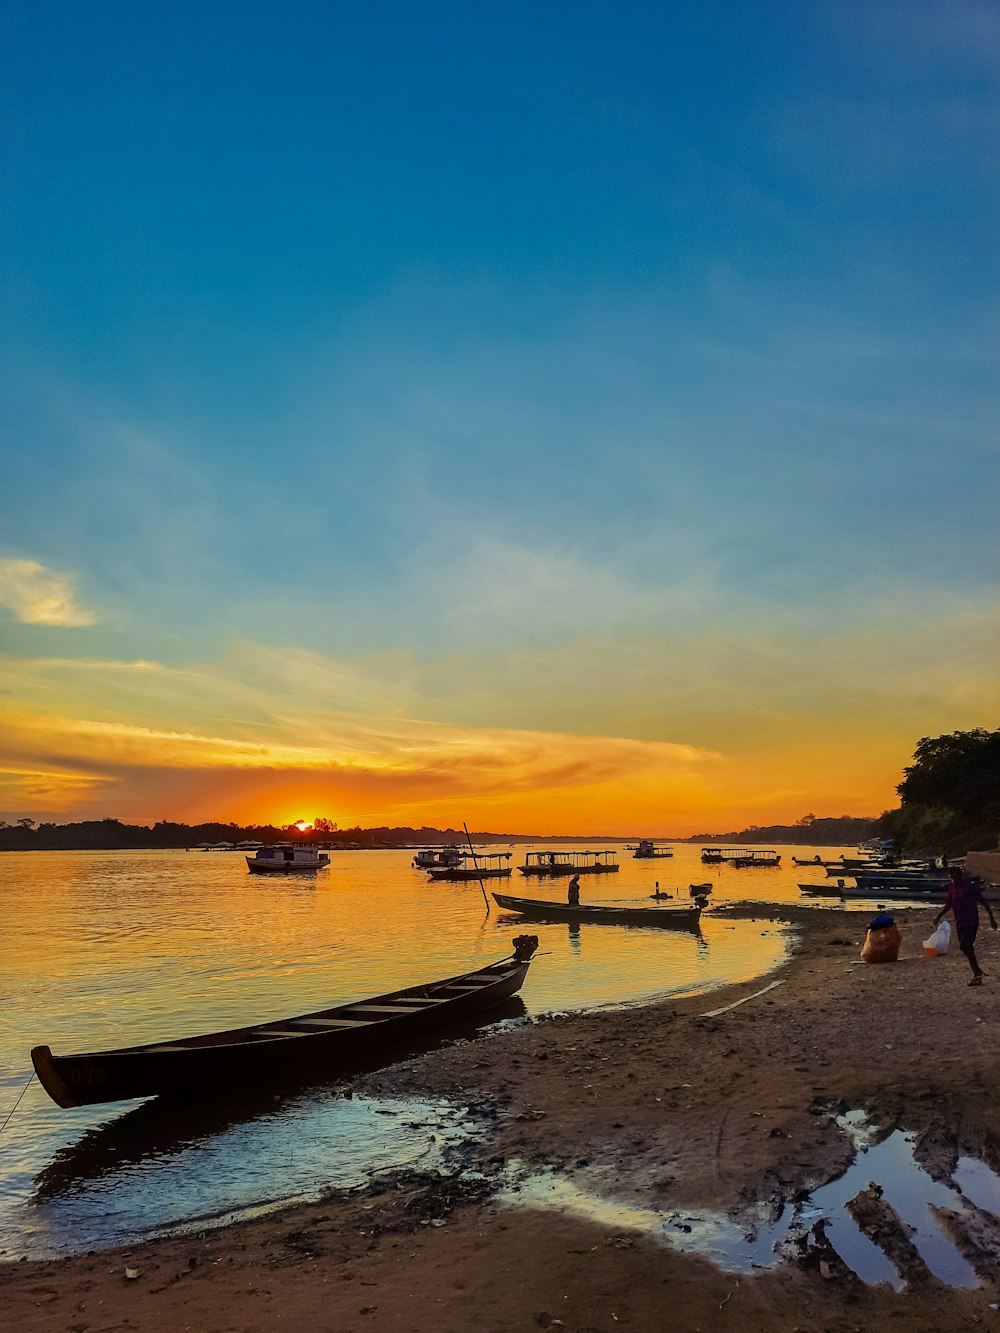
xmin=567 ymin=873 xmax=581 ymax=907
xmin=933 ymin=866 xmax=997 ymax=986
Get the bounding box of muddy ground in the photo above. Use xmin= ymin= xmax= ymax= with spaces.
xmin=5 ymin=902 xmax=1000 ymax=1331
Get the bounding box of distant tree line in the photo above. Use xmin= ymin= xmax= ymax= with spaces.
xmin=874 ymin=728 xmax=1000 ymax=856
xmin=686 ymin=813 xmax=876 ymax=846
xmin=0 ymin=818 xmax=526 ymax=852
xmin=0 ymin=812 xmax=887 ymax=852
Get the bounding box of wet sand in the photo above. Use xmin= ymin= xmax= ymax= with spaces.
xmin=6 ymin=902 xmax=1000 ymax=1331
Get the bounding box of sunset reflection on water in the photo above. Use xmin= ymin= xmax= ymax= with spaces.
xmin=0 ymin=843 xmax=842 ymax=1255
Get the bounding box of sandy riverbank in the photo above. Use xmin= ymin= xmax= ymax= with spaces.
xmin=5 ymin=902 xmax=1000 ymax=1332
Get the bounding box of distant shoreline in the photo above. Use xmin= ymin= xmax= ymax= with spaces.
xmin=0 ymin=815 xmax=876 ymax=854
xmin=0 ymin=840 xmax=868 ymax=851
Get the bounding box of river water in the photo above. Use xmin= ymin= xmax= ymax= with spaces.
xmin=0 ymin=843 xmax=854 ymax=1256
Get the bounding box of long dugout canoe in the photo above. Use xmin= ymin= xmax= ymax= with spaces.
xmin=31 ymin=937 xmax=539 ymax=1109
xmin=492 ymin=892 xmax=702 ymax=930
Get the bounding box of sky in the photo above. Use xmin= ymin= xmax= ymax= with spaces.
xmin=0 ymin=0 xmax=997 ymax=835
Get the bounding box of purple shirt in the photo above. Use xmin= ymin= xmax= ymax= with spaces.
xmin=947 ymin=881 xmax=981 ymax=930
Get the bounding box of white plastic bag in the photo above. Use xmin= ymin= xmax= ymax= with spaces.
xmin=923 ymin=920 xmax=952 ymax=956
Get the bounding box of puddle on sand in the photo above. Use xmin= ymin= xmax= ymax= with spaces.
xmin=810 ymin=1117 xmax=980 ymax=1290
xmin=500 ymin=1111 xmax=1000 ymax=1290
xmin=500 ymin=1171 xmax=788 ymax=1271
xmin=1 ymin=1095 xmax=479 ymax=1259
xmin=954 ymin=1155 xmax=1000 ymax=1216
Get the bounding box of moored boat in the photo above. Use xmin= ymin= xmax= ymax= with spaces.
xmin=493 ymin=891 xmax=701 ymax=930
xmin=852 ymin=872 xmax=947 ymax=888
xmin=246 ymin=845 xmax=330 ymax=873
xmin=701 ymin=847 xmax=780 ymax=867
xmin=630 ymin=839 xmax=674 ymax=859
xmin=519 ymin=850 xmax=620 ymax=876
xmin=798 ymin=879 xmax=1000 ymax=903
xmin=30 ymin=937 xmax=540 ymax=1108
xmin=427 ymin=852 xmax=512 ymax=881
xmin=412 ymin=845 xmax=463 ymax=871
xmin=853 ymin=888 xmax=999 ymax=904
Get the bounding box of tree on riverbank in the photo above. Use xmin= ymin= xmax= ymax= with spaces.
xmin=875 ymin=728 xmax=1000 ymax=856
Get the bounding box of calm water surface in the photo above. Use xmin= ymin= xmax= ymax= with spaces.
xmin=0 ymin=843 xmax=852 ymax=1256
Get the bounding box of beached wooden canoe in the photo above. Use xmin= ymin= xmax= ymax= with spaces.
xmin=492 ymin=892 xmax=702 ymax=930
xmin=31 ymin=937 xmax=540 ymax=1109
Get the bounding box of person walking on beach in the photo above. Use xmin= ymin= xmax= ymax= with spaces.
xmin=567 ymin=874 xmax=581 ymax=907
xmin=933 ymin=866 xmax=997 ymax=986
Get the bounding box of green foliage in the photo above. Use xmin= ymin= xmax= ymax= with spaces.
xmin=897 ymin=728 xmax=1000 ymax=827
xmin=877 ymin=727 xmax=1000 ymax=855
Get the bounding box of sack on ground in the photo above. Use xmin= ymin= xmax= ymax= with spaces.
xmin=861 ymin=925 xmax=902 ymax=964
xmin=923 ymin=920 xmax=952 ymax=957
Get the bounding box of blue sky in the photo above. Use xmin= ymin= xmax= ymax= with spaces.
xmin=0 ymin=1 xmax=996 ymax=829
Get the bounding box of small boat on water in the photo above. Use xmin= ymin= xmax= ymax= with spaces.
xmin=651 ymin=883 xmax=713 ymax=901
xmin=493 ymin=891 xmax=702 ymax=930
xmin=834 ymin=883 xmax=947 ymax=901
xmin=630 ymin=839 xmax=674 ymax=859
xmin=701 ymin=847 xmax=780 ymax=867
xmin=427 ymin=852 xmax=512 ymax=881
xmin=412 ymin=845 xmax=463 ymax=871
xmin=826 ymin=866 xmax=947 ymax=887
xmin=797 ymin=879 xmax=1000 ymax=903
xmin=519 ymin=851 xmax=620 ymax=876
xmin=246 ymin=845 xmax=330 ymax=874
xmin=30 ymin=937 xmax=540 ymax=1108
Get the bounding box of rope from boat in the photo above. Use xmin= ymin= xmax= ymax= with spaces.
xmin=0 ymin=1069 xmax=36 ymax=1138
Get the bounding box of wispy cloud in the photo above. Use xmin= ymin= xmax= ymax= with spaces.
xmin=0 ymin=559 xmax=97 ymax=627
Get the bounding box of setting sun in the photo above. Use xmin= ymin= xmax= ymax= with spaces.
xmin=294 ymin=820 xmax=313 ymax=832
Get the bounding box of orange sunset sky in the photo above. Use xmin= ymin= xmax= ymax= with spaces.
xmin=1 ymin=605 xmax=997 ymax=835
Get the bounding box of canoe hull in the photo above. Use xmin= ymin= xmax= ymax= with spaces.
xmin=492 ymin=892 xmax=701 ymax=929
xmin=31 ymin=947 xmax=537 ymax=1109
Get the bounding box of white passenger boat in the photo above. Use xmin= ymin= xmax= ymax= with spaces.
xmin=246 ymin=845 xmax=331 ymax=874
